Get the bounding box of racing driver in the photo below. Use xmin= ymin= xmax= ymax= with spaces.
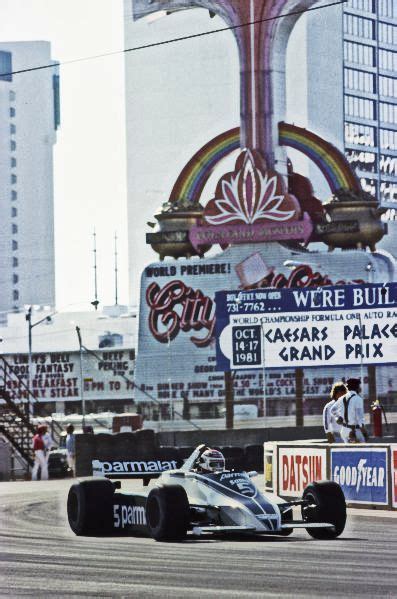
xmin=196 ymin=448 xmax=226 ymax=473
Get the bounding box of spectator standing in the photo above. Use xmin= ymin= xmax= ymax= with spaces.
xmin=42 ymin=426 xmax=54 ymax=453
xmin=32 ymin=424 xmax=48 ymax=480
xmin=66 ymin=423 xmax=76 ymax=476
xmin=323 ymin=382 xmax=346 ymax=443
xmin=331 ymin=378 xmax=369 ymax=443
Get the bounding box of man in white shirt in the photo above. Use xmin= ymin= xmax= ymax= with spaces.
xmin=323 ymin=382 xmax=346 ymax=443
xmin=330 ymin=378 xmax=369 ymax=444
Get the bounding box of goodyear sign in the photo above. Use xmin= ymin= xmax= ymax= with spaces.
xmin=216 ymin=283 xmax=397 ymax=370
xmin=331 ymin=448 xmax=388 ymax=505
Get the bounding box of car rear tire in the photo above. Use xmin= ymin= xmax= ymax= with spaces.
xmin=302 ymin=481 xmax=346 ymax=539
xmin=67 ymin=478 xmax=114 ymax=535
xmin=146 ymin=485 xmax=189 ymax=541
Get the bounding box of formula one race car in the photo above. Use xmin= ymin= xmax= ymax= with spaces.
xmin=67 ymin=444 xmax=346 ymax=541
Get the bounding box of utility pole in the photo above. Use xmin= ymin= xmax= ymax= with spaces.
xmin=91 ymin=229 xmax=99 ymax=311
xmin=225 ymin=371 xmax=234 ymax=429
xmin=25 ymin=307 xmax=56 ymax=422
xmin=295 ymin=367 xmax=304 ymax=427
xmin=76 ymin=326 xmax=86 ymax=428
xmin=26 ymin=306 xmax=32 ymax=422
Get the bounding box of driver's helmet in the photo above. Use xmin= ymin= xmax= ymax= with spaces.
xmin=197 ymin=449 xmax=225 ymax=473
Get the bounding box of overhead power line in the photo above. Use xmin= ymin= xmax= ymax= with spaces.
xmin=1 ymin=1 xmax=347 ymax=78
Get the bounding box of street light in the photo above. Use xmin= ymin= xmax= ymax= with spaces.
xmin=75 ymin=326 xmax=86 ymax=429
xmin=25 ymin=307 xmax=56 ymax=421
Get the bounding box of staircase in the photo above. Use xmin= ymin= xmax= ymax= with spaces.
xmin=0 ymin=356 xmax=63 ymax=476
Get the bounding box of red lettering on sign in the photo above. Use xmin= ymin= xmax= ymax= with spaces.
xmin=302 ymin=456 xmax=309 ymax=487
xmin=280 ymin=451 xmax=324 ymax=494
xmin=282 ymin=455 xmax=289 ymax=491
xmin=146 ymin=280 xmax=215 ymax=347
xmin=246 ymin=264 xmax=364 ymax=290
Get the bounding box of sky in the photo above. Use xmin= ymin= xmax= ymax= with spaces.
xmin=0 ymin=0 xmax=129 ymax=311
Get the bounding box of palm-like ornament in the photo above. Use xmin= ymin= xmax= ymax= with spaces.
xmin=204 ymin=150 xmax=297 ymax=225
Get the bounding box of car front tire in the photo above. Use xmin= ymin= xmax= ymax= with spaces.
xmin=146 ymin=485 xmax=190 ymax=542
xmin=302 ymin=481 xmax=346 ymax=539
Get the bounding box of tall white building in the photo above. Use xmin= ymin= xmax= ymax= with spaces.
xmin=0 ymin=42 xmax=59 ymax=319
xmin=123 ymin=6 xmax=239 ymax=305
xmin=287 ymin=0 xmax=397 ymax=206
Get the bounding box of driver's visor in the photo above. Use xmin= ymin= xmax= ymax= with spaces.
xmin=208 ymin=459 xmax=225 ymax=469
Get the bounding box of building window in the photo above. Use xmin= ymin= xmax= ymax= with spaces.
xmin=343 ymin=14 xmax=375 ymax=40
xmin=379 ymin=22 xmax=397 ymax=46
xmin=345 ymin=149 xmax=377 ymax=173
xmin=0 ymin=51 xmax=12 ymax=82
xmin=13 ymin=257 xmax=18 ymax=267
xmin=379 ymin=49 xmax=397 ymax=72
xmin=380 ymin=181 xmax=397 ymax=202
xmin=10 ymin=157 xmax=16 ymax=168
xmin=12 ymin=240 xmax=17 ymax=250
xmin=380 ymin=102 xmax=397 ymax=124
xmin=10 ymin=123 xmax=16 ymax=134
xmin=10 ymin=140 xmax=16 ymax=151
xmin=9 ymin=90 xmax=15 ymax=101
xmin=379 ymin=0 xmax=397 ymax=19
xmin=10 ymin=174 xmax=17 ymax=184
xmin=346 ymin=0 xmax=375 ymax=12
xmin=380 ymin=155 xmax=397 ymax=177
xmin=11 ymin=207 xmax=17 ymax=217
xmin=9 ymin=107 xmax=15 ymax=118
xmin=344 ymin=68 xmax=375 ymax=93
xmin=379 ymin=76 xmax=397 ymax=98
xmin=13 ymin=290 xmax=19 ymax=301
xmin=344 ymin=41 xmax=375 ymax=66
xmin=345 ymin=122 xmax=376 ymax=146
xmin=12 ymin=274 xmax=18 ymax=284
xmin=360 ymin=177 xmax=377 ymax=197
xmin=11 ymin=223 xmax=17 ymax=234
xmin=345 ymin=95 xmax=376 ymax=120
xmin=11 ymin=190 xmax=17 ymax=201
xmin=380 ymin=129 xmax=397 ymax=150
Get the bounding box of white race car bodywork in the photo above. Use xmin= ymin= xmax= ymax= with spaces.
xmin=159 ymin=469 xmax=283 ymax=534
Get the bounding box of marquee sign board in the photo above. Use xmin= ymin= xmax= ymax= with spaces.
xmin=215 ymin=283 xmax=397 ymax=371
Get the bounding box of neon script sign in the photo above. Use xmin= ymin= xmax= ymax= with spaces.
xmin=146 ymin=269 xmax=364 ymax=346
xmin=146 ymin=281 xmax=216 ymax=347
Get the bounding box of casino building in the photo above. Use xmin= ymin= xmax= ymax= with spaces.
xmin=126 ymin=0 xmax=397 ymax=422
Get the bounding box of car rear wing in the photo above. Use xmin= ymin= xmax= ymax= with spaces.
xmin=92 ymin=458 xmax=181 ymax=484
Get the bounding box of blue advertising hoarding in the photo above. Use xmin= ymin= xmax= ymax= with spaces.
xmin=215 ymin=283 xmax=397 ymax=371
xmin=331 ymin=448 xmax=388 ymax=505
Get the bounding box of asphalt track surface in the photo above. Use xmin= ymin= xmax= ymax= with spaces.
xmin=1 ymin=479 xmax=396 ymax=598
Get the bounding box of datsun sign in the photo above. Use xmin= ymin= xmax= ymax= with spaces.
xmin=278 ymin=447 xmax=327 ymax=497
xmin=331 ymin=448 xmax=388 ymax=505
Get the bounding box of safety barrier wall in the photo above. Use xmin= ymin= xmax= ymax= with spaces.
xmin=264 ymin=440 xmax=397 ymax=511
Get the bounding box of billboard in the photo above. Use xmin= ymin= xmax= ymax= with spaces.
xmin=2 ymin=349 xmax=135 ymax=402
xmin=135 ymin=244 xmax=397 ymax=403
xmin=216 ymin=283 xmax=397 ymax=370
xmin=278 ymin=446 xmax=327 ymax=497
xmin=331 ymin=447 xmax=388 ymax=505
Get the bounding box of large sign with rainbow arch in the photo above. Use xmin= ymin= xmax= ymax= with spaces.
xmin=169 ymin=123 xmax=360 ymax=206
